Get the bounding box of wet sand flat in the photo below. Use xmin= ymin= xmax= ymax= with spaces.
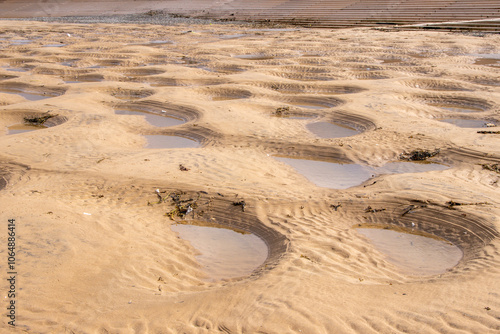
xmin=0 ymin=19 xmax=500 ymax=333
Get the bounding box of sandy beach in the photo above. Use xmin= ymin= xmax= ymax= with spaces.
xmin=1 ymin=18 xmax=500 ymax=333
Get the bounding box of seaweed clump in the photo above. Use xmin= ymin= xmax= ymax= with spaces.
xmin=165 ymin=192 xmax=199 ymax=220
xmin=482 ymin=163 xmax=500 ymax=174
xmin=232 ymin=200 xmax=246 ymax=212
xmin=273 ymin=106 xmax=290 ymax=117
xmin=23 ymin=114 xmax=56 ymax=125
xmin=400 ymin=149 xmax=440 ymax=161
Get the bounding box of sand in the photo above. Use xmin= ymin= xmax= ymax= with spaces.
xmin=0 ymin=19 xmax=500 ymax=333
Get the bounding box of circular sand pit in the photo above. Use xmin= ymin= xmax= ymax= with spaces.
xmin=2 ymin=109 xmax=67 ymax=135
xmin=355 ymin=225 xmax=463 ymax=275
xmin=198 ymin=87 xmax=252 ymax=101
xmin=160 ymin=190 xmax=288 ymax=281
xmin=120 ymin=67 xmax=165 ymax=77
xmin=418 ymin=95 xmax=492 ymax=113
xmin=350 ymin=199 xmax=498 ymax=276
xmin=259 ymin=82 xmax=366 ymax=95
xmin=171 ymin=220 xmax=268 ymax=282
xmin=278 ymin=96 xmax=344 ymax=109
xmin=306 ymin=111 xmax=376 ymax=138
xmin=114 ymin=100 xmax=200 ymax=122
xmin=147 ymin=77 xmax=228 ymax=87
xmin=0 ymin=82 xmax=66 ymax=101
xmin=404 ymin=79 xmax=474 ymax=92
xmin=107 ymin=87 xmax=155 ymax=100
xmin=274 ymin=156 xmax=448 ymax=189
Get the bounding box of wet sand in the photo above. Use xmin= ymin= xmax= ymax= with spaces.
xmin=1 ymin=19 xmax=500 ymax=333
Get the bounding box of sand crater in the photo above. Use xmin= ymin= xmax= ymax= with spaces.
xmin=258 ymin=82 xmax=365 ymax=95
xmin=114 ymin=100 xmax=201 ymax=122
xmin=351 ymin=199 xmax=499 ymax=274
xmin=0 ymin=82 xmax=66 ymax=101
xmin=417 ymin=94 xmax=493 ymax=113
xmin=107 ymin=87 xmax=155 ymax=100
xmin=404 ymin=79 xmax=475 ymax=91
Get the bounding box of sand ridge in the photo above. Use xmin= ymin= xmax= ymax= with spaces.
xmin=0 ymin=20 xmax=500 ymax=333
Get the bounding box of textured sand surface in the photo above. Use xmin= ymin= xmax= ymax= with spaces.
xmin=0 ymin=20 xmax=500 ymax=333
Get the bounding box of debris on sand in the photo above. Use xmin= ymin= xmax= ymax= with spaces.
xmin=179 ymin=164 xmax=189 ymax=171
xmin=233 ymin=200 xmax=246 ymax=212
xmin=273 ymin=106 xmax=290 ymax=117
xmin=399 ymin=149 xmax=440 ymax=161
xmin=167 ymin=202 xmax=197 ymax=219
xmin=401 ymin=205 xmax=416 ymax=216
xmin=481 ymin=163 xmax=500 ymax=174
xmin=364 ymin=206 xmax=386 ymax=213
xmin=330 ymin=203 xmax=342 ymax=211
xmin=477 ymin=131 xmax=500 ymax=134
xmin=23 ymin=114 xmax=56 ymax=125
xmin=445 ymin=200 xmax=490 ymax=209
xmin=155 ymin=188 xmax=163 ymax=203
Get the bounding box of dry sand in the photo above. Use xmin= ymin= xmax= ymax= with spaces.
xmin=0 ymin=19 xmax=500 ymax=333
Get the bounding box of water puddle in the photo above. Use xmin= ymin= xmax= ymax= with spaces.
xmin=7 ymin=124 xmax=47 ymax=135
xmin=473 ymin=54 xmax=500 ymax=67
xmin=234 ymin=54 xmax=275 ymax=60
xmin=171 ymin=221 xmax=268 ymax=281
xmin=307 ymin=121 xmax=360 ymax=138
xmin=145 ymin=135 xmax=199 ymax=149
xmin=290 ymin=102 xmax=328 ymax=110
xmin=147 ymin=40 xmax=173 ymax=45
xmin=1 ymin=89 xmax=56 ymax=101
xmin=5 ymin=67 xmax=29 ymax=72
xmin=10 ymin=39 xmax=32 ymax=45
xmin=274 ymin=157 xmax=448 ymax=189
xmin=0 ymin=74 xmax=16 ymax=81
xmin=430 ymin=103 xmax=485 ymax=113
xmin=43 ymin=44 xmax=66 ymax=48
xmin=440 ymin=118 xmax=492 ymax=128
xmin=355 ymin=226 xmax=463 ymax=275
xmin=65 ymin=74 xmax=104 ymax=83
xmin=60 ymin=61 xmax=77 ymax=67
xmin=115 ymin=109 xmax=185 ymax=127
xmin=220 ymin=34 xmax=247 ymax=40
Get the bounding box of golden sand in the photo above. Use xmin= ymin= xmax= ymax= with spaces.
xmin=1 ymin=20 xmax=499 ymax=333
